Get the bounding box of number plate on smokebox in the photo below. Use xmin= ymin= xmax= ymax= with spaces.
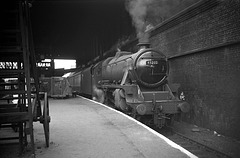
xmin=146 ymin=60 xmax=159 ymax=65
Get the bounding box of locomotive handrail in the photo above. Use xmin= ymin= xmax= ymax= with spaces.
xmin=107 ymin=56 xmax=133 ymax=65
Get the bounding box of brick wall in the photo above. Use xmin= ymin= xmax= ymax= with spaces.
xmin=149 ymin=0 xmax=240 ymax=139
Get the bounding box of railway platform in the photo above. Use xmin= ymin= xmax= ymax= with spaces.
xmin=0 ymin=96 xmax=196 ymax=158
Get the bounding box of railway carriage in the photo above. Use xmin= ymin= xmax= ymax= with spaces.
xmin=40 ymin=77 xmax=72 ymax=98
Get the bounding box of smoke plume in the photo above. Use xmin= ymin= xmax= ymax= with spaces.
xmin=125 ymin=0 xmax=153 ymax=43
xmin=125 ymin=0 xmax=201 ymax=42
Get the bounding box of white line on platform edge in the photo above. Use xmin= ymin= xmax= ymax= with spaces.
xmin=81 ymin=96 xmax=198 ymax=158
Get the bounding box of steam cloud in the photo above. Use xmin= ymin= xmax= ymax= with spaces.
xmin=125 ymin=0 xmax=153 ymax=43
xmin=125 ymin=0 xmax=201 ymax=42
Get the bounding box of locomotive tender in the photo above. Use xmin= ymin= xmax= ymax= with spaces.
xmin=68 ymin=43 xmax=190 ymax=128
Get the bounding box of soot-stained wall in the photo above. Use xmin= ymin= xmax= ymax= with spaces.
xmin=150 ymin=0 xmax=240 ymax=139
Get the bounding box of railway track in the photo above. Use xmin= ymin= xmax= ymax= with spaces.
xmin=157 ymin=127 xmax=232 ymax=158
xmin=105 ymin=104 xmax=236 ymax=158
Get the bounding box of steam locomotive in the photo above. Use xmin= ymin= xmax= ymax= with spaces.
xmin=67 ymin=43 xmax=190 ymax=128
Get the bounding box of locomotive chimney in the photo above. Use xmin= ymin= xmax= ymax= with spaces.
xmin=137 ymin=42 xmax=150 ymax=49
xmin=137 ymin=31 xmax=150 ymax=50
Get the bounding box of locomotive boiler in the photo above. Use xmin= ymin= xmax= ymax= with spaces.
xmin=89 ymin=43 xmax=190 ymax=128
